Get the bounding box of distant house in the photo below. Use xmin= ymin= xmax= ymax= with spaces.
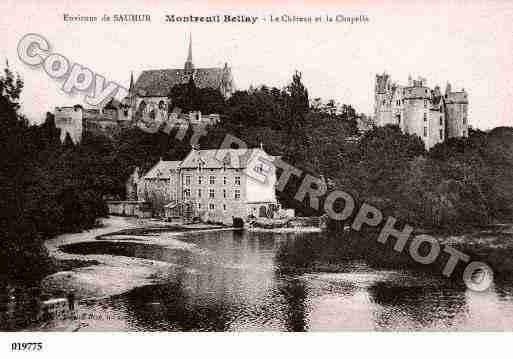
xmin=136 ymin=159 xmax=181 ymax=216
xmin=128 ymin=147 xmax=279 ymax=225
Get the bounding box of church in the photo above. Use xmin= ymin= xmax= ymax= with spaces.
xmin=55 ymin=35 xmax=233 ymax=143
xmin=121 ymin=34 xmax=234 ymax=124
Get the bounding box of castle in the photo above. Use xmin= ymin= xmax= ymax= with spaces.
xmin=374 ymin=73 xmax=469 ymax=149
xmin=55 ymin=34 xmax=233 ymax=143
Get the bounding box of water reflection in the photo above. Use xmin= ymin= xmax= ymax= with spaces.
xmin=8 ymin=226 xmax=513 ymax=331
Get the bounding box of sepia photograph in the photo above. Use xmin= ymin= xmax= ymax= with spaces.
xmin=0 ymin=0 xmax=513 ymax=356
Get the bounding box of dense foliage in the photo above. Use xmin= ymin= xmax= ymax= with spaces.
xmin=0 ymin=66 xmax=108 ymax=279
xmin=1 ymin=65 xmax=512 ymax=280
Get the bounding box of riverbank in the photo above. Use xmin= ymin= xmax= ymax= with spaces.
xmin=42 ymin=216 xmax=231 ymax=301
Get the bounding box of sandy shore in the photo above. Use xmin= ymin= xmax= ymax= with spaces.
xmin=42 ymin=216 xmax=230 ymax=301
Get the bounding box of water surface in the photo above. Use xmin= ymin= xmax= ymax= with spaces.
xmin=56 ymin=227 xmax=513 ymax=331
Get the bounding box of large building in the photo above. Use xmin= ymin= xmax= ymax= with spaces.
xmin=55 ymin=34 xmax=232 ymax=143
xmin=127 ymin=34 xmax=233 ymax=125
xmin=128 ymin=147 xmax=279 ymax=225
xmin=374 ymin=73 xmax=469 ymax=149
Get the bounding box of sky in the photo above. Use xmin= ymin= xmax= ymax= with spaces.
xmin=1 ymin=0 xmax=512 ymax=130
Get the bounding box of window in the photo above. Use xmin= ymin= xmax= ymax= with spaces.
xmin=223 ymin=204 xmax=227 ymax=211
xmin=197 ymin=189 xmax=202 ymax=198
xmin=235 ymin=189 xmax=241 ymax=200
xmin=463 ymin=117 xmax=467 ymax=125
xmin=423 ymin=127 xmax=428 ymax=137
xmin=439 ymin=116 xmax=443 ymax=126
xmin=209 ymin=188 xmax=215 ymax=199
xmin=198 ymin=176 xmax=203 ymax=185
xmin=440 ymin=129 xmax=444 ymax=140
xmin=424 ymin=99 xmax=427 ymax=108
xmin=235 ymin=176 xmax=241 ymax=186
xmin=183 ymin=189 xmax=190 ymax=199
xmin=185 ymin=175 xmax=191 ymax=186
xmin=423 ymin=113 xmax=427 ymax=122
xmin=198 ymin=203 xmax=202 ymax=209
xmin=223 ymin=189 xmax=227 ymax=198
xmin=209 ymin=175 xmax=215 ymax=185
xmin=209 ymin=203 xmax=215 ymax=210
xmin=223 ymin=177 xmax=227 ymax=185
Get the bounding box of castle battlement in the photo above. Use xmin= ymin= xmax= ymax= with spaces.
xmin=374 ymin=73 xmax=469 ymax=150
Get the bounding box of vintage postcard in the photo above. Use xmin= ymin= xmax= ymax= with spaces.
xmin=0 ymin=0 xmax=512 ymax=356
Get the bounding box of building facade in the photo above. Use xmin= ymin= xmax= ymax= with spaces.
xmin=134 ymin=160 xmax=181 ymax=216
xmin=128 ymin=148 xmax=278 ymax=225
xmin=374 ymin=73 xmax=469 ymax=149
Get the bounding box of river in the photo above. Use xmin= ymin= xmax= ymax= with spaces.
xmin=2 ymin=224 xmax=513 ymax=331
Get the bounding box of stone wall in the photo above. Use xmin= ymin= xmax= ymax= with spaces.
xmin=54 ymin=106 xmax=83 ymax=143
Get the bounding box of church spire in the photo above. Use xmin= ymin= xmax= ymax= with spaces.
xmin=184 ymin=33 xmax=194 ymax=73
xmin=187 ymin=33 xmax=193 ymax=63
xmin=129 ymin=71 xmax=134 ymax=92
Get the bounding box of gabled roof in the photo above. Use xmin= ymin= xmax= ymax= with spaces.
xmin=142 ymin=160 xmax=181 ymax=179
xmin=134 ymin=67 xmax=229 ymax=97
xmin=180 ymin=148 xmax=275 ymax=169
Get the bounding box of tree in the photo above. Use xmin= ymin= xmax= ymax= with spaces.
xmin=356 ymin=125 xmax=426 ymax=200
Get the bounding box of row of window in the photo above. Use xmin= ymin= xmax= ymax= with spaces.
xmin=198 ymin=203 xmax=228 ymax=211
xmin=388 ymin=98 xmax=436 ymax=107
xmin=184 ymin=175 xmax=241 ymax=186
xmin=183 ymin=188 xmax=241 ymax=200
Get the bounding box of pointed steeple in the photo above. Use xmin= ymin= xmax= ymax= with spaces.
xmin=187 ymin=33 xmax=193 ymax=63
xmin=129 ymin=71 xmax=134 ymax=95
xmin=184 ymin=33 xmax=194 ymax=74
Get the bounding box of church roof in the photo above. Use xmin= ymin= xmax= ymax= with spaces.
xmin=134 ymin=68 xmax=228 ymax=97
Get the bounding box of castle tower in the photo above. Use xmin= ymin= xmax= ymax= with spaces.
xmin=402 ymin=77 xmax=433 ymax=149
xmin=184 ymin=33 xmax=194 ymax=74
xmin=374 ymin=73 xmax=394 ymax=127
xmin=374 ymin=73 xmax=469 ymax=149
xmin=220 ymin=62 xmax=234 ymax=97
xmin=445 ymin=85 xmax=469 ymax=138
